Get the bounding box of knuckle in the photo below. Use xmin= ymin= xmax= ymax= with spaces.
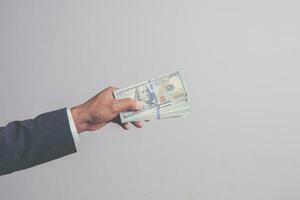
xmin=111 ymin=106 xmax=118 ymax=114
xmin=111 ymin=101 xmax=118 ymax=112
xmin=127 ymin=99 xmax=136 ymax=108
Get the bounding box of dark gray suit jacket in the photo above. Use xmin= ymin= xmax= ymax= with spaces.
xmin=0 ymin=108 xmax=77 ymax=175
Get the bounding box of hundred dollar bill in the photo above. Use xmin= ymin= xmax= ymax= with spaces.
xmin=127 ymin=103 xmax=192 ymax=121
xmin=114 ymin=71 xmax=189 ymax=123
xmin=125 ymin=97 xmax=191 ymax=121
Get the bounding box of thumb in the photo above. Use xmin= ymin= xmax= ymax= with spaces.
xmin=112 ymin=98 xmax=141 ymax=113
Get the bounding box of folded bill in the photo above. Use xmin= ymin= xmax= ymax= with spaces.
xmin=114 ymin=71 xmax=191 ymax=123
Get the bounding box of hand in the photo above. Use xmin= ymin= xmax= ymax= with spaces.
xmin=70 ymin=87 xmax=143 ymax=134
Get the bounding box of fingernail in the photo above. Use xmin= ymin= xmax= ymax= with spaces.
xmin=136 ymin=101 xmax=142 ymax=109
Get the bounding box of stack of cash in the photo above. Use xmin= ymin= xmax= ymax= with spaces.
xmin=114 ymin=71 xmax=191 ymax=123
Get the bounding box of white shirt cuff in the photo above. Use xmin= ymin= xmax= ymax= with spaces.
xmin=66 ymin=108 xmax=80 ymax=149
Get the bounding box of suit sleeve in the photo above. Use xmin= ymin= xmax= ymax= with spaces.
xmin=0 ymin=108 xmax=77 ymax=175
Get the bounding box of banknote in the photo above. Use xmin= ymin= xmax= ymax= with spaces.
xmin=114 ymin=71 xmax=191 ymax=123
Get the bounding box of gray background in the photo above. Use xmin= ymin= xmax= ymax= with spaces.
xmin=0 ymin=0 xmax=300 ymax=199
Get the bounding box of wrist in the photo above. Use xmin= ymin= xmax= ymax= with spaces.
xmin=71 ymin=105 xmax=89 ymax=134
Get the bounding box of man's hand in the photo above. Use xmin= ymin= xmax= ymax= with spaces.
xmin=70 ymin=87 xmax=143 ymax=134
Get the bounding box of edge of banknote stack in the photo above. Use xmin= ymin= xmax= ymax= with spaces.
xmin=114 ymin=71 xmax=191 ymax=123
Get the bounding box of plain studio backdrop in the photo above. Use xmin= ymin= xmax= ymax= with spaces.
xmin=1 ymin=0 xmax=300 ymax=199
